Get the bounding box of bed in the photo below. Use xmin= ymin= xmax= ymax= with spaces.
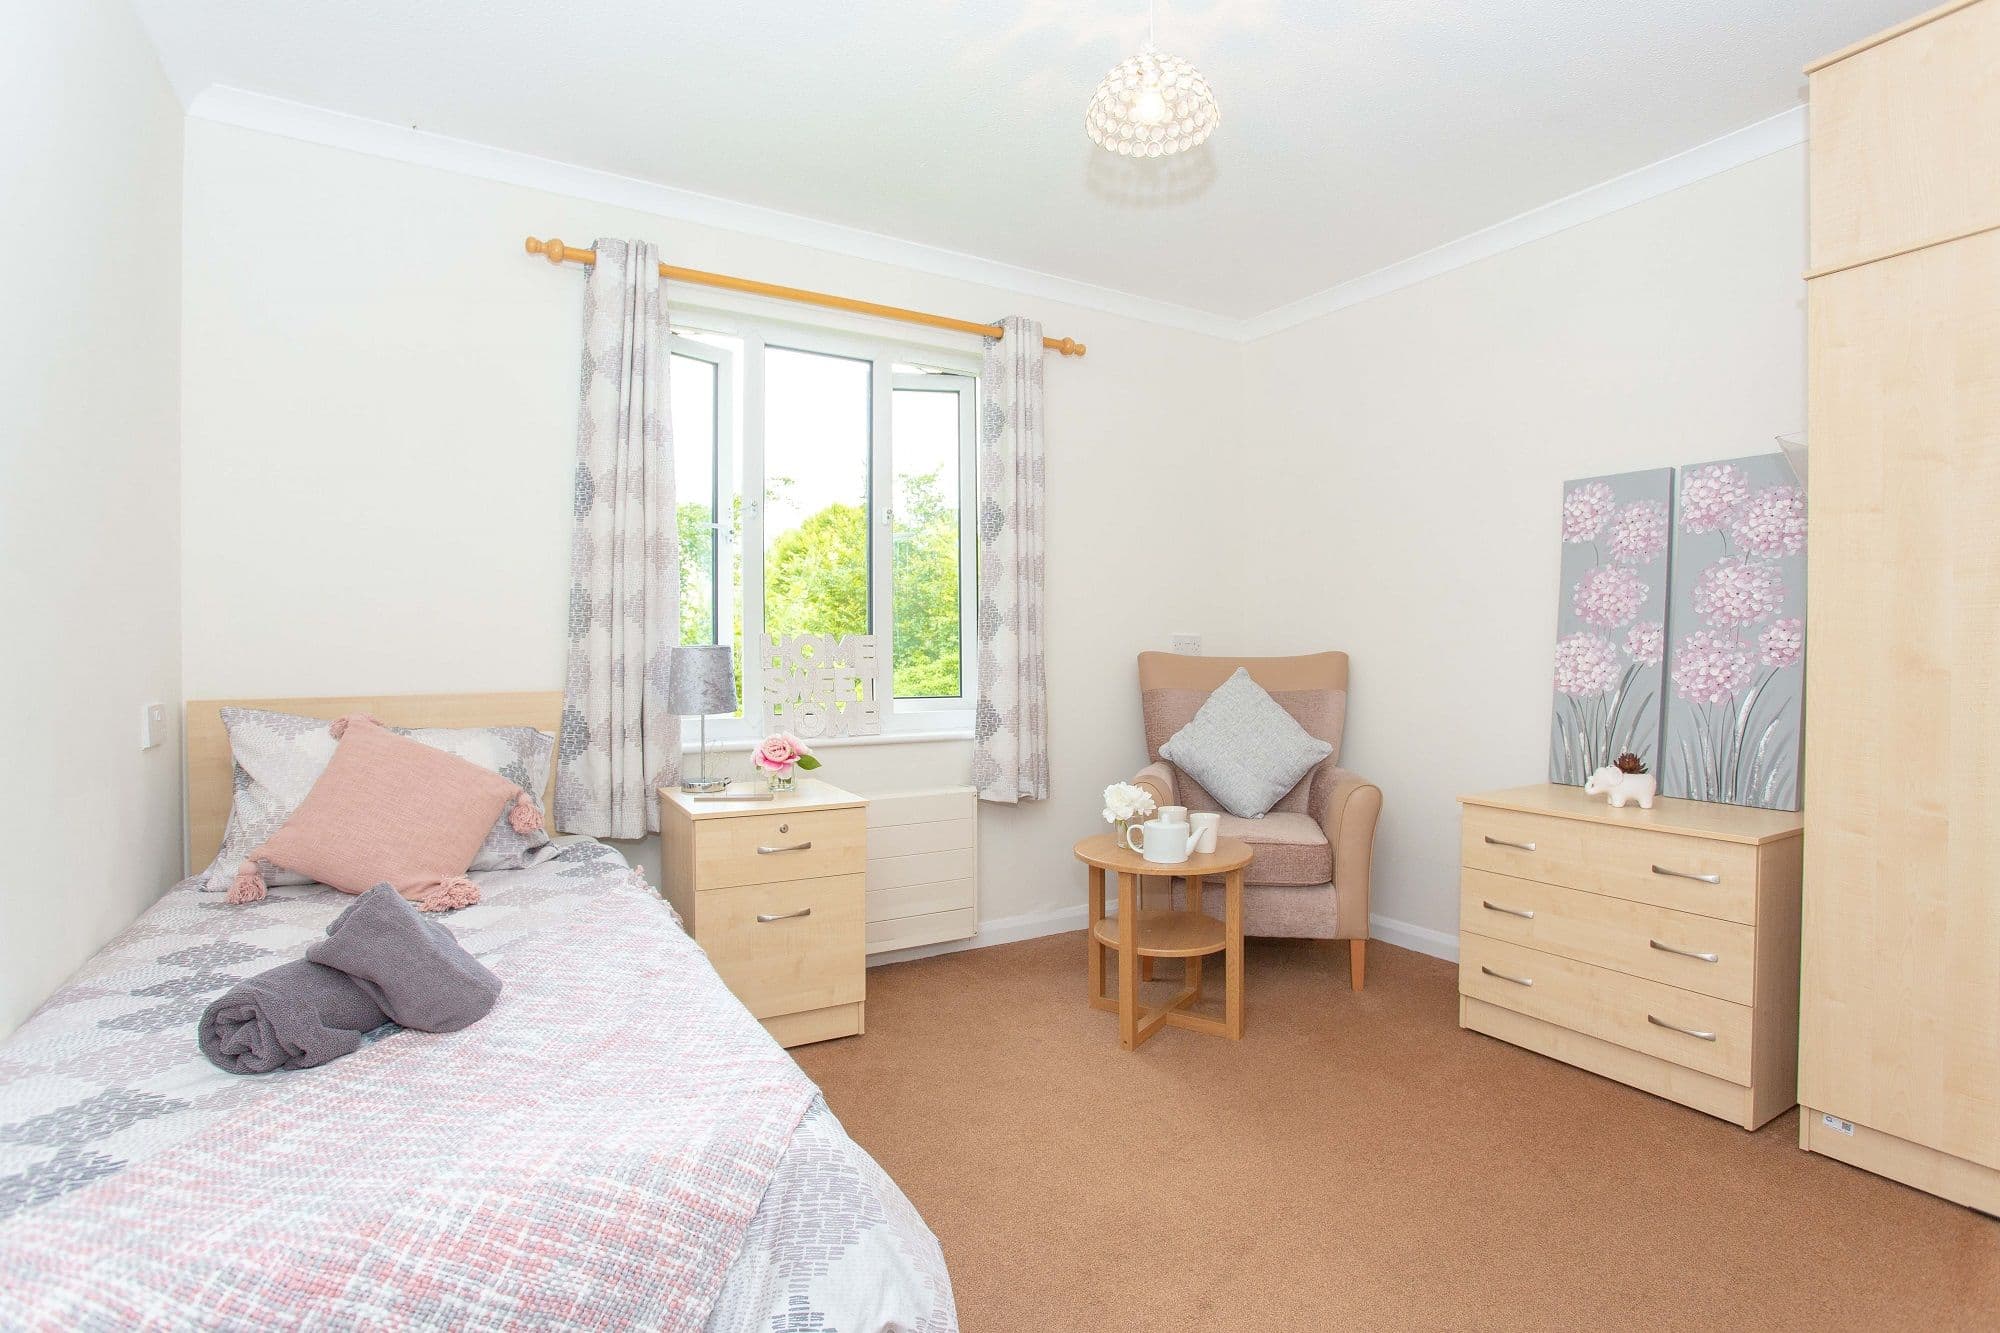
xmin=0 ymin=693 xmax=955 ymax=1331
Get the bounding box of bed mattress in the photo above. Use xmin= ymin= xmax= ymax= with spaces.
xmin=0 ymin=840 xmax=954 ymax=1331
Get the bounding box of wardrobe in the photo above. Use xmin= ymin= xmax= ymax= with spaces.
xmin=1799 ymin=0 xmax=2000 ymax=1212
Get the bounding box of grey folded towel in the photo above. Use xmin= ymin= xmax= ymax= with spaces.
xmin=198 ymin=960 xmax=389 ymax=1075
xmin=305 ymin=883 xmax=502 ymax=1033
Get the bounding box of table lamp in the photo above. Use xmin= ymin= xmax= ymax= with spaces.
xmin=667 ymin=644 xmax=737 ymax=793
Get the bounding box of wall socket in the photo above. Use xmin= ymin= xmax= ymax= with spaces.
xmin=140 ymin=702 xmax=166 ymax=751
xmin=1169 ymin=633 xmax=1202 ymax=655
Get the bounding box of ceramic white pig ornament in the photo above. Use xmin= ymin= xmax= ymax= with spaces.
xmin=1585 ymin=764 xmax=1657 ymax=809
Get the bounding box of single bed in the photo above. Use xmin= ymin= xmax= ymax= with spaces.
xmin=0 ymin=693 xmax=955 ymax=1331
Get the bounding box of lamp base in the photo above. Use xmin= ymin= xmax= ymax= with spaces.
xmin=680 ymin=774 xmax=731 ymax=794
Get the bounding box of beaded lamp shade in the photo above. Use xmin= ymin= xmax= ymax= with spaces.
xmin=1085 ymin=43 xmax=1219 ymax=158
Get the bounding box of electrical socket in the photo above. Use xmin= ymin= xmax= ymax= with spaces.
xmin=140 ymin=703 xmax=166 ymax=751
xmin=1170 ymin=633 xmax=1202 ymax=655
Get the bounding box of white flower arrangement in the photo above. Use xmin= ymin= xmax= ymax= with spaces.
xmin=1102 ymin=781 xmax=1157 ymax=825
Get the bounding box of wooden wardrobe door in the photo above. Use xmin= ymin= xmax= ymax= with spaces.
xmin=1800 ymin=226 xmax=2000 ymax=1171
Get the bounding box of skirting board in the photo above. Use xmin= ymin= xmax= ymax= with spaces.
xmin=866 ymin=906 xmax=1459 ymax=968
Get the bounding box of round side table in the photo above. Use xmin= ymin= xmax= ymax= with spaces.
xmin=1072 ymin=834 xmax=1254 ymax=1050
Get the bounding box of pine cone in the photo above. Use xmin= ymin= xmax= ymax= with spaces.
xmin=1615 ymin=752 xmax=1648 ymax=775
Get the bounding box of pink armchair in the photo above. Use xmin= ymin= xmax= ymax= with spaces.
xmin=1128 ymin=651 xmax=1382 ymax=990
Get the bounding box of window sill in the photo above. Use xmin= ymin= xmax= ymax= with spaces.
xmin=687 ymin=728 xmax=973 ymax=753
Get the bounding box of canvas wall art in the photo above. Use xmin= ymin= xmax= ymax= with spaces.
xmin=1660 ymin=455 xmax=1806 ymax=810
xmin=1548 ymin=468 xmax=1674 ymax=785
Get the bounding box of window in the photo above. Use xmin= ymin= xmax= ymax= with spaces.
xmin=670 ymin=319 xmax=977 ymax=735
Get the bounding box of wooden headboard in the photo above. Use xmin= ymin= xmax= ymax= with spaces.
xmin=185 ymin=692 xmax=566 ymax=874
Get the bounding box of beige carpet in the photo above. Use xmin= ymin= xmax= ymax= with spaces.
xmin=791 ymin=932 xmax=1998 ymax=1331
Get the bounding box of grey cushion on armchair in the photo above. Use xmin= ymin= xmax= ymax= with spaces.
xmin=1159 ymin=668 xmax=1334 ymax=818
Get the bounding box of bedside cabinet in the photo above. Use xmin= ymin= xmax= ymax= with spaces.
xmin=658 ymin=779 xmax=867 ymax=1047
xmin=1457 ymin=784 xmax=1803 ymax=1130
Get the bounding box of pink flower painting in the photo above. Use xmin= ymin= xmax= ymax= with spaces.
xmin=1678 ymin=463 xmax=1750 ymax=535
xmin=1671 ymin=630 xmax=1757 ymax=705
xmin=1691 ymin=557 xmax=1785 ymax=628
xmin=1731 ymin=485 xmax=1806 ymax=558
xmin=1662 ymin=454 xmax=1807 ymax=810
xmin=1759 ymin=617 xmax=1804 ymax=669
xmin=1554 ymin=633 xmax=1621 ymax=697
xmin=1561 ymin=481 xmax=1616 ymax=543
xmin=1549 ymin=469 xmax=1673 ymax=786
xmin=1608 ymin=500 xmax=1669 ymax=565
xmin=1625 ymin=620 xmax=1664 ymax=665
xmin=1571 ymin=565 xmax=1648 ymax=629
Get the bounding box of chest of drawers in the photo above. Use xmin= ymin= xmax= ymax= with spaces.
xmin=1457 ymin=784 xmax=1803 ymax=1129
xmin=659 ymin=779 xmax=867 ymax=1048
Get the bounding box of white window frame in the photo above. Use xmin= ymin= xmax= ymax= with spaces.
xmin=667 ymin=334 xmax=737 ymax=653
xmin=668 ymin=310 xmax=979 ymax=744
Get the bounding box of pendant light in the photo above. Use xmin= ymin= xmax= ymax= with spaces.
xmin=1085 ymin=1 xmax=1220 ymax=158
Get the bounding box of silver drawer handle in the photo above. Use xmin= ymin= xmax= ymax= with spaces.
xmin=756 ymin=907 xmax=813 ymax=923
xmin=1651 ymin=864 xmax=1720 ymax=884
xmin=1483 ymin=835 xmax=1537 ymax=852
xmin=1647 ymin=1014 xmax=1717 ymax=1041
xmin=1481 ymin=900 xmax=1535 ymax=920
xmin=1649 ymin=938 xmax=1720 ymax=964
xmin=1479 ymin=965 xmax=1533 ymax=987
xmin=756 ymin=841 xmax=813 ymax=855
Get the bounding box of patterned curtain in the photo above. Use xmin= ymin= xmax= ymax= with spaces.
xmin=972 ymin=317 xmax=1049 ymax=804
xmin=555 ymin=238 xmax=681 ymax=837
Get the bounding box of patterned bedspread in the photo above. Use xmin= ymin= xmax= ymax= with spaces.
xmin=0 ymin=842 xmax=955 ymax=1331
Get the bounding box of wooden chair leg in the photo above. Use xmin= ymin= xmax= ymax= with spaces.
xmin=1349 ymin=938 xmax=1367 ymax=992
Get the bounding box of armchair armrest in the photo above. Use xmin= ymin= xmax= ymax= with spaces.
xmin=1317 ymin=767 xmax=1382 ymax=938
xmin=1131 ymin=761 xmax=1177 ymax=815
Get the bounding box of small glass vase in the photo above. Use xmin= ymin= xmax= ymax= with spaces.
xmin=1111 ymin=818 xmax=1131 ymax=848
xmin=767 ymin=768 xmax=798 ymax=795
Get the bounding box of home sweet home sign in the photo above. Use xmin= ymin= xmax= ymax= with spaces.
xmin=759 ymin=633 xmax=882 ymax=738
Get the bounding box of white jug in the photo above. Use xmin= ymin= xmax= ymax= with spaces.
xmin=1126 ymin=817 xmax=1193 ymax=864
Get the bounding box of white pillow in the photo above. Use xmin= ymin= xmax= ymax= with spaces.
xmin=1160 ymin=668 xmax=1333 ymax=818
xmin=201 ymin=707 xmax=555 ymax=892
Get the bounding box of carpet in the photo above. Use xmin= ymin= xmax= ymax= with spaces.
xmin=791 ymin=932 xmax=1998 ymax=1331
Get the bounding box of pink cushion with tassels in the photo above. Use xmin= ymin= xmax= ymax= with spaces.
xmin=228 ymin=715 xmax=533 ymax=912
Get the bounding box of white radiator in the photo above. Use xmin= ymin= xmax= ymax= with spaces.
xmin=865 ymin=787 xmax=977 ymax=954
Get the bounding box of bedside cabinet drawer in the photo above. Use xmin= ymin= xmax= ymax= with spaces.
xmin=1460 ymin=869 xmax=1755 ymax=1003
xmin=697 ymin=874 xmax=865 ymax=1020
xmin=1461 ymin=806 xmax=1759 ymax=923
xmin=696 ymin=807 xmax=866 ymax=889
xmin=1460 ymin=935 xmax=1752 ymax=1084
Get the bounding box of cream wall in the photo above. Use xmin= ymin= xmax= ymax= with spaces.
xmin=179 ymin=120 xmax=1248 ymax=934
xmin=0 ymin=1 xmax=184 ymax=1032
xmin=1239 ymin=148 xmax=1809 ymax=947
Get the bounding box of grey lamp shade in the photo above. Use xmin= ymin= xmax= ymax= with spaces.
xmin=665 ymin=644 xmax=738 ymax=716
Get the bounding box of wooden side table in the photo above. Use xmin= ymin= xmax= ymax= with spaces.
xmin=659 ymin=779 xmax=867 ymax=1047
xmin=1073 ymin=834 xmax=1254 ymax=1050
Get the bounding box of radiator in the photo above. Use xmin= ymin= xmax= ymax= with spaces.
xmin=865 ymin=787 xmax=977 ymax=954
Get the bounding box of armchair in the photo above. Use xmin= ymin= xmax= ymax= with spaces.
xmin=1128 ymin=652 xmax=1382 ymax=990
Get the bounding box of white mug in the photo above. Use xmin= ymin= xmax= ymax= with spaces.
xmin=1126 ymin=817 xmax=1193 ymax=864
xmin=1188 ymin=812 xmax=1220 ymax=854
xmin=1159 ymin=805 xmax=1189 ymax=826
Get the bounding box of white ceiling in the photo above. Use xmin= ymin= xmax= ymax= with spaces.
xmin=129 ymin=1 xmax=1913 ymax=321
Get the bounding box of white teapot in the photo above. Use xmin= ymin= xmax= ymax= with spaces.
xmin=1125 ymin=817 xmax=1193 ymax=864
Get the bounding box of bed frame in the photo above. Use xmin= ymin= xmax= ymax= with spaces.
xmin=185 ymin=693 xmax=566 ymax=874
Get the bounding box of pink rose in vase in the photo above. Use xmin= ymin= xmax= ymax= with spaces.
xmin=752 ymin=732 xmax=821 ymax=783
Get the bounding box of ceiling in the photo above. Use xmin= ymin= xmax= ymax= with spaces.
xmin=129 ymin=1 xmax=1913 ymax=321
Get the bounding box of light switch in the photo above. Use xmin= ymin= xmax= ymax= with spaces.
xmin=1170 ymin=633 xmax=1202 ymax=655
xmin=140 ymin=702 xmax=166 ymax=751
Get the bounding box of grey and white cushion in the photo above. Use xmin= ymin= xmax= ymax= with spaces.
xmin=200 ymin=708 xmax=555 ymax=892
xmin=1160 ymin=668 xmax=1334 ymax=818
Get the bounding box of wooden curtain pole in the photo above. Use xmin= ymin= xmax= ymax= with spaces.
xmin=524 ymin=237 xmax=1086 ymax=358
